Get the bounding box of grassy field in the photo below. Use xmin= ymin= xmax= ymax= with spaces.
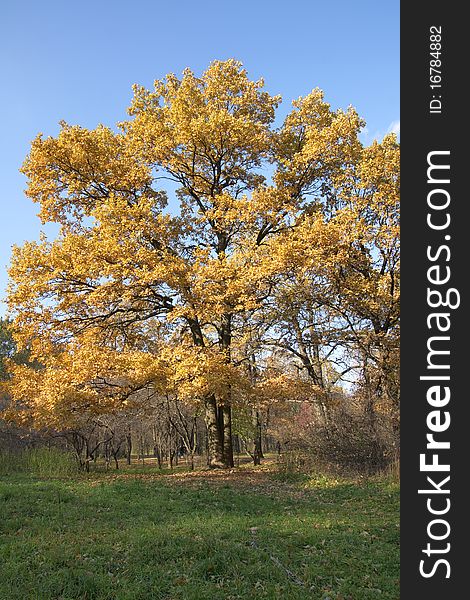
xmin=0 ymin=458 xmax=399 ymax=600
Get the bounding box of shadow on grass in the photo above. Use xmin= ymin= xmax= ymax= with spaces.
xmin=0 ymin=472 xmax=399 ymax=600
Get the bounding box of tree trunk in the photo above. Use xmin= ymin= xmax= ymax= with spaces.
xmin=205 ymin=395 xmax=225 ymax=468
xmin=140 ymin=432 xmax=145 ymax=465
xmin=219 ymin=312 xmax=234 ymax=468
xmin=252 ymin=409 xmax=262 ymax=465
xmin=222 ymin=404 xmax=234 ymax=467
xmin=126 ymin=428 xmax=132 ymax=465
xmin=154 ymin=445 xmax=162 ymax=469
xmin=104 ymin=443 xmax=110 ymax=471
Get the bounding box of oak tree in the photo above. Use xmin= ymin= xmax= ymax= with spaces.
xmin=4 ymin=60 xmax=399 ymax=467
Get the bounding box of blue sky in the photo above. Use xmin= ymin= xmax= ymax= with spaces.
xmin=0 ymin=0 xmax=399 ymax=315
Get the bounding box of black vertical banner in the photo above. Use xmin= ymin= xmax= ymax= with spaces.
xmin=401 ymin=2 xmax=467 ymax=598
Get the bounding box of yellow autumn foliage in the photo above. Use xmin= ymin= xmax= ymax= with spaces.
xmin=4 ymin=60 xmax=399 ymax=436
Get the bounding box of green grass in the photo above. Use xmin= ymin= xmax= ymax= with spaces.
xmin=0 ymin=464 xmax=399 ymax=600
xmin=0 ymin=448 xmax=77 ymax=477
